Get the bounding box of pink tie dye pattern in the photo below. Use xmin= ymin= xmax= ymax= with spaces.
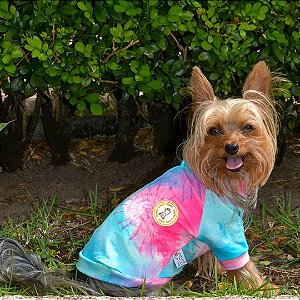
xmin=115 ymin=170 xmax=206 ymax=268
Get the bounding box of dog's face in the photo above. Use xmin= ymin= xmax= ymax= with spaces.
xmin=183 ymin=62 xmax=278 ymax=201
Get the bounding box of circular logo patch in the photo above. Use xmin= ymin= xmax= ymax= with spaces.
xmin=152 ymin=200 xmax=179 ymax=226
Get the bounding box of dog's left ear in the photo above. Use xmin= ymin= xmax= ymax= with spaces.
xmin=242 ymin=61 xmax=271 ymax=99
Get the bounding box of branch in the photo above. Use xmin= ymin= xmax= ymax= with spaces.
xmin=98 ymin=79 xmax=118 ymax=85
xmin=170 ymin=33 xmax=188 ymax=62
xmin=102 ymin=39 xmax=140 ymax=63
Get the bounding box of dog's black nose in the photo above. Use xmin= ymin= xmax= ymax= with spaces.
xmin=225 ymin=143 xmax=239 ymax=155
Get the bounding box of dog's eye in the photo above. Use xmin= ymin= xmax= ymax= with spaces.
xmin=209 ymin=127 xmax=223 ymax=136
xmin=242 ymin=125 xmax=253 ymax=133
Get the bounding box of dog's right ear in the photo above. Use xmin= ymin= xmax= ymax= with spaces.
xmin=191 ymin=66 xmax=216 ymax=103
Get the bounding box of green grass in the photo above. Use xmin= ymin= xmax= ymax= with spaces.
xmin=0 ymin=191 xmax=299 ymax=296
xmin=251 ymin=196 xmax=300 ymax=268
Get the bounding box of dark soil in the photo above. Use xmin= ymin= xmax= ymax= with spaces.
xmin=0 ymin=129 xmax=299 ymax=293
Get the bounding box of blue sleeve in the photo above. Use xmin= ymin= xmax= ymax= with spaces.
xmin=198 ymin=190 xmax=249 ymax=262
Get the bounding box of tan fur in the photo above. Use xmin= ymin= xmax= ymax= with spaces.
xmin=183 ymin=62 xmax=278 ymax=209
xmin=184 ymin=62 xmax=278 ymax=293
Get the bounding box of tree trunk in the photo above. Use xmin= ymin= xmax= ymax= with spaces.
xmin=275 ymin=121 xmax=287 ymax=166
xmin=148 ymin=102 xmax=187 ymax=157
xmin=108 ymin=91 xmax=139 ymax=163
xmin=0 ymin=92 xmax=41 ymax=172
xmin=39 ymin=91 xmax=71 ymax=165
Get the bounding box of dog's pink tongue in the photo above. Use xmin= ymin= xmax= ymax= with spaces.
xmin=226 ymin=156 xmax=243 ymax=170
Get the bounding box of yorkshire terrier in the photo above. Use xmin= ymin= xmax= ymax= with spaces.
xmin=0 ymin=61 xmax=278 ymax=296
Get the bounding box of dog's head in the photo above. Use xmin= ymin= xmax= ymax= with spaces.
xmin=183 ymin=62 xmax=278 ymax=207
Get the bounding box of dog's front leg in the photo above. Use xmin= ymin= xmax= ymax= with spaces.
xmin=227 ymin=259 xmax=263 ymax=288
xmin=227 ymin=259 xmax=278 ymax=294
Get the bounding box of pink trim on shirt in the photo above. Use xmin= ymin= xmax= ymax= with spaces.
xmin=219 ymin=252 xmax=249 ymax=270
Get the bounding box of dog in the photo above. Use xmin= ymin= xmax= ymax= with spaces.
xmin=0 ymin=61 xmax=278 ymax=296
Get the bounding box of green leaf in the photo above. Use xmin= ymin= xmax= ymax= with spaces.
xmin=107 ymin=61 xmax=119 ymax=70
xmin=135 ymin=74 xmax=143 ymax=81
xmin=123 ymin=30 xmax=133 ymax=39
xmin=178 ymin=24 xmax=188 ymax=32
xmin=201 ymin=41 xmax=213 ymax=51
xmin=25 ymin=44 xmax=33 ymax=51
xmin=32 ymin=36 xmax=42 ymax=49
xmin=61 ymin=4 xmax=77 ymax=15
xmin=95 ymin=8 xmax=107 ymax=22
xmin=77 ymin=100 xmax=86 ymax=111
xmin=76 ymin=88 xmax=86 ymax=97
xmin=110 ymin=27 xmax=122 ymax=38
xmin=114 ymin=4 xmax=126 ymax=13
xmin=0 ymin=24 xmax=7 ymax=32
xmin=209 ymin=73 xmax=220 ymax=80
xmin=4 ymin=64 xmax=16 ymax=74
xmin=213 ymin=35 xmax=222 ymax=49
xmin=273 ymin=47 xmax=285 ymax=63
xmin=11 ymin=49 xmax=23 ymax=58
xmin=169 ymin=5 xmax=181 ymax=15
xmin=207 ymin=35 xmax=213 ymax=43
xmin=124 ymin=20 xmax=133 ymax=30
xmin=239 ymin=30 xmax=246 ymax=38
xmin=90 ymin=103 xmax=103 ymax=115
xmin=149 ymin=0 xmax=158 ymax=6
xmin=292 ymin=31 xmax=299 ymax=41
xmin=156 ymin=38 xmax=167 ymax=50
xmin=85 ymin=44 xmax=93 ymax=54
xmin=19 ymin=64 xmax=31 ymax=75
xmin=85 ymin=93 xmax=100 ymax=103
xmin=259 ymin=5 xmax=268 ymax=14
xmin=221 ymin=45 xmax=229 ymax=54
xmin=198 ymin=52 xmax=210 ymax=61
xmin=31 ymin=49 xmax=41 ymax=58
xmin=10 ymin=5 xmax=16 ymax=15
xmin=42 ymin=43 xmax=48 ymax=52
xmin=69 ymin=96 xmax=78 ymax=105
xmin=122 ymin=77 xmax=135 ymax=85
xmin=167 ymin=14 xmax=180 ymax=22
xmin=285 ymin=15 xmax=294 ymax=26
xmin=81 ymin=78 xmax=91 ymax=87
xmin=0 ymin=123 xmax=8 ymax=132
xmin=245 ymin=3 xmax=252 ymax=13
xmin=75 ymin=42 xmax=85 ymax=53
xmin=139 ymin=64 xmax=151 ymax=77
xmin=0 ymin=1 xmax=8 ymax=11
xmin=2 ymin=54 xmax=11 ymax=64
xmin=77 ymin=2 xmax=88 ymax=11
xmin=164 ymin=93 xmax=172 ymax=104
xmin=150 ymin=9 xmax=158 ymax=20
xmin=257 ymin=14 xmax=266 ymax=20
xmin=207 ymin=7 xmax=215 ymax=18
xmin=129 ymin=60 xmax=139 ymax=72
xmin=247 ymin=24 xmax=256 ymax=31
xmin=61 ymin=72 xmax=68 ymax=81
xmin=73 ymin=76 xmax=81 ymax=83
xmin=253 ymin=2 xmax=262 ymax=11
xmin=11 ymin=77 xmax=23 ymax=91
xmin=147 ymin=80 xmax=164 ymax=90
xmin=46 ymin=67 xmax=58 ymax=77
xmin=84 ymin=11 xmax=91 ymax=19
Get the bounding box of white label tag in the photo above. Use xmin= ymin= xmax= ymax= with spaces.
xmin=173 ymin=249 xmax=187 ymax=268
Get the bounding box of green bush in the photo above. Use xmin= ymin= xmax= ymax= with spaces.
xmin=0 ymin=0 xmax=299 ymax=169
xmin=1 ymin=0 xmax=299 ymax=117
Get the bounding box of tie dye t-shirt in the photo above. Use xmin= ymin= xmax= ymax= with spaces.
xmin=77 ymin=161 xmax=249 ymax=288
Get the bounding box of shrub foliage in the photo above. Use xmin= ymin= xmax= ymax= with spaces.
xmin=0 ymin=0 xmax=299 ymax=169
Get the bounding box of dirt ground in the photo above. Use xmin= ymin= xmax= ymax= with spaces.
xmin=0 ymin=130 xmax=299 ymax=292
xmin=0 ymin=131 xmax=299 ymax=224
